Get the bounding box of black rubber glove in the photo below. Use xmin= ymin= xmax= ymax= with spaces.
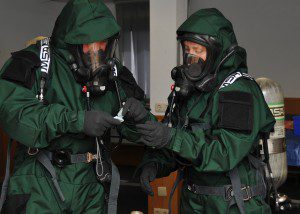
xmin=140 ymin=163 xmax=158 ymax=196
xmin=136 ymin=121 xmax=171 ymax=148
xmin=83 ymin=110 xmax=121 ymax=137
xmin=122 ymin=97 xmax=148 ymax=123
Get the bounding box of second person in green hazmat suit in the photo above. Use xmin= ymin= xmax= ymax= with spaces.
xmin=132 ymin=8 xmax=276 ymax=214
xmin=0 ymin=0 xmax=154 ymax=213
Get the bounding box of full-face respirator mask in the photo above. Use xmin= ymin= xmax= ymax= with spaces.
xmin=171 ymin=33 xmax=237 ymax=97
xmin=69 ymin=34 xmax=119 ymax=96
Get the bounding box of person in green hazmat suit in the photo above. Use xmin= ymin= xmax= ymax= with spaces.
xmin=131 ymin=8 xmax=276 ymax=214
xmin=0 ymin=0 xmax=154 ymax=213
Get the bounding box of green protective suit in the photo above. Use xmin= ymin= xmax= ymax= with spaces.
xmin=0 ymin=0 xmax=153 ymax=213
xmin=140 ymin=8 xmax=275 ymax=214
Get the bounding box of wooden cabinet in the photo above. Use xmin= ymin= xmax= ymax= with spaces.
xmin=0 ymin=129 xmax=8 ymax=181
xmin=148 ymin=171 xmax=182 ymax=214
xmin=0 ymin=129 xmax=16 ymax=182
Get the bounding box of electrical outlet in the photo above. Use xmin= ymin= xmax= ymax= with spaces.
xmin=155 ymin=103 xmax=168 ymax=113
xmin=154 ymin=208 xmax=169 ymax=214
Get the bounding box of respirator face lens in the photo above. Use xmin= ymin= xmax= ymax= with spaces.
xmin=182 ymin=40 xmax=207 ymax=65
xmin=82 ymin=41 xmax=108 ymax=76
xmin=184 ymin=53 xmax=201 ymax=65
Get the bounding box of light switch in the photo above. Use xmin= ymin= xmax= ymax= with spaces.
xmin=155 ymin=103 xmax=168 ymax=113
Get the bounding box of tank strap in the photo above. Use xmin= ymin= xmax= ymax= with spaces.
xmin=39 ymin=38 xmax=51 ymax=75
xmin=261 ymin=132 xmax=280 ymax=210
xmin=225 ymin=154 xmax=268 ymax=213
xmin=168 ymin=168 xmax=185 ymax=214
xmin=227 ymin=167 xmax=246 ymax=214
xmin=26 ymin=37 xmax=52 ymax=162
xmin=248 ymin=154 xmax=267 ymax=198
xmin=37 ymin=37 xmax=51 ymax=102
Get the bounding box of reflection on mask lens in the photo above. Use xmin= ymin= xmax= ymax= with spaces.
xmin=82 ymin=42 xmax=108 ymax=75
xmin=184 ymin=53 xmax=200 ymax=65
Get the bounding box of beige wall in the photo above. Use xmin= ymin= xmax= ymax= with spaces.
xmin=0 ymin=0 xmax=116 ymax=67
xmin=189 ymin=0 xmax=300 ymax=98
xmin=149 ymin=0 xmax=187 ymax=115
xmin=0 ymin=0 xmax=65 ymax=67
xmin=1 ymin=0 xmax=298 ymax=103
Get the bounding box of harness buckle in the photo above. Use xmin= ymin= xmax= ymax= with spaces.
xmin=27 ymin=147 xmax=39 ymax=156
xmin=86 ymin=152 xmax=97 ymax=163
xmin=241 ymin=186 xmax=252 ymax=201
xmin=225 ymin=186 xmax=234 ymax=201
xmin=52 ymin=150 xmax=70 ymax=168
xmin=225 ymin=185 xmax=252 ymax=201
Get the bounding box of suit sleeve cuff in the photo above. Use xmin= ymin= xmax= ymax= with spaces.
xmin=67 ymin=110 xmax=85 ymax=133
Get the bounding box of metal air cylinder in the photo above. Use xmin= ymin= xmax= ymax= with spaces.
xmin=256 ymin=77 xmax=287 ymax=188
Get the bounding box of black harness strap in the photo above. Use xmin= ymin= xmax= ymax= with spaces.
xmin=37 ymin=151 xmax=65 ymax=202
xmin=168 ymin=168 xmax=185 ymax=214
xmin=187 ymin=182 xmax=266 ymax=201
xmin=248 ymin=154 xmax=267 ymax=198
xmin=227 ymin=167 xmax=246 ymax=214
xmin=107 ymin=161 xmax=120 ymax=214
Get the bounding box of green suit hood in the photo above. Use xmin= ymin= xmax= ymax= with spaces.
xmin=51 ymin=0 xmax=121 ymax=49
xmin=177 ymin=8 xmax=247 ymax=83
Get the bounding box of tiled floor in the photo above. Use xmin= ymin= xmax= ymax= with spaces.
xmin=277 ymin=174 xmax=300 ymax=213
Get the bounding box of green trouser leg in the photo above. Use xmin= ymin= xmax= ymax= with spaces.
xmin=3 ymin=175 xmax=106 ymax=213
xmin=180 ymin=182 xmax=205 ymax=214
xmin=180 ymin=183 xmax=272 ymax=214
xmin=4 ymin=176 xmax=66 ymax=213
xmin=71 ymin=182 xmax=106 ymax=213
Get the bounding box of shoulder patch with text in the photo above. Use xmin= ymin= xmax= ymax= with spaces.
xmin=219 ymin=72 xmax=253 ymax=89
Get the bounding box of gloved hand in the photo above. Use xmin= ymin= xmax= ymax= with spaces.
xmin=83 ymin=110 xmax=121 ymax=137
xmin=122 ymin=97 xmax=148 ymax=123
xmin=140 ymin=163 xmax=158 ymax=196
xmin=136 ymin=121 xmax=171 ymax=148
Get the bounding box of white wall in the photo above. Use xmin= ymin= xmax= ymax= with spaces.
xmin=3 ymin=0 xmax=297 ymax=110
xmin=0 ymin=0 xmax=119 ymax=67
xmin=0 ymin=0 xmax=66 ymax=67
xmin=189 ymin=0 xmax=300 ymax=97
xmin=150 ymin=0 xmax=187 ymax=115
